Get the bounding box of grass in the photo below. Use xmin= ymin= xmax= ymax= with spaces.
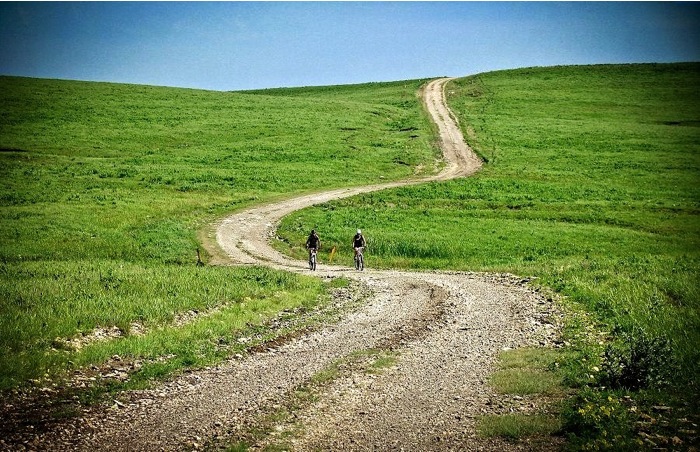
xmin=490 ymin=348 xmax=564 ymax=396
xmin=0 ymin=75 xmax=440 ymax=392
xmin=275 ymin=63 xmax=700 ymax=445
xmin=1 ymin=261 xmax=325 ymax=391
xmin=478 ymin=414 xmax=561 ymax=440
xmin=0 ymin=76 xmax=438 ymax=264
xmin=311 ymin=348 xmax=398 ymax=385
xmin=477 ymin=347 xmax=564 ymax=442
xmin=3 ymin=63 xmax=698 ymax=446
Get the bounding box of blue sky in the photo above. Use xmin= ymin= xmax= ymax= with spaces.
xmin=1 ymin=2 xmax=698 ymax=91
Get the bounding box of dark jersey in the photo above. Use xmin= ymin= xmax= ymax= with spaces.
xmin=353 ymin=234 xmax=365 ymax=248
xmin=307 ymin=234 xmax=320 ymax=249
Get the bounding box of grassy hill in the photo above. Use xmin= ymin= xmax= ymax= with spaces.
xmin=0 ymin=76 xmax=439 ymax=391
xmin=1 ymin=63 xmax=698 ymax=447
xmin=276 ymin=63 xmax=700 ymax=447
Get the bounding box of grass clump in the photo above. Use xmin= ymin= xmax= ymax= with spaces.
xmin=491 ymin=348 xmax=564 ymax=396
xmin=479 ymin=347 xmax=565 ymax=442
xmin=478 ymin=414 xmax=561 ymax=440
xmin=561 ymin=389 xmax=636 ymax=450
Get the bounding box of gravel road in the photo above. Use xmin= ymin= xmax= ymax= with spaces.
xmin=3 ymin=79 xmax=563 ymax=451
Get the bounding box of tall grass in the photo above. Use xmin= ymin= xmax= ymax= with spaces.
xmin=0 ymin=76 xmax=440 ymax=390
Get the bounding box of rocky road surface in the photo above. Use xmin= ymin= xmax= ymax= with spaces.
xmin=2 ymin=79 xmax=563 ymax=451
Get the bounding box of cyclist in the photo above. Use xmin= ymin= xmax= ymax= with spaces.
xmin=306 ymin=229 xmax=321 ymax=260
xmin=352 ymin=229 xmax=366 ymax=260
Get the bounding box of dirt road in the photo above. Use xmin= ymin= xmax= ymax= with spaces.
xmin=215 ymin=78 xmax=481 ymax=269
xmin=10 ymin=79 xmax=561 ymax=451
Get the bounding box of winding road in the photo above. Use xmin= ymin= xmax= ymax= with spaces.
xmin=215 ymin=78 xmax=481 ymax=270
xmin=15 ymin=79 xmax=561 ymax=451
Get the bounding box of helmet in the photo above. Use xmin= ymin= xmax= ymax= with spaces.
xmin=357 ymin=229 xmax=362 ymax=234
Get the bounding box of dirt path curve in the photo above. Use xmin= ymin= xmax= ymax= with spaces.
xmin=18 ymin=79 xmax=560 ymax=451
xmin=215 ymin=78 xmax=481 ymax=269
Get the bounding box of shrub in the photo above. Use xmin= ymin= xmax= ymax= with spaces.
xmin=562 ymin=389 xmax=635 ymax=450
xmin=599 ymin=327 xmax=677 ymax=391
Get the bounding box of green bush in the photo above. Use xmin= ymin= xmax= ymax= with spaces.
xmin=562 ymin=389 xmax=635 ymax=450
xmin=600 ymin=327 xmax=677 ymax=391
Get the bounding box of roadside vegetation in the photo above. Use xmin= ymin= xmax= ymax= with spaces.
xmin=276 ymin=63 xmax=700 ymax=448
xmin=0 ymin=76 xmax=439 ymax=394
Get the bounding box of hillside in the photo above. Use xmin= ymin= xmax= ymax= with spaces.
xmin=276 ymin=62 xmax=700 ymax=448
xmin=1 ymin=64 xmax=699 ymax=449
xmin=0 ymin=76 xmax=440 ymax=390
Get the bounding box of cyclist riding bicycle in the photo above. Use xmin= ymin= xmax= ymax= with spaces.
xmin=306 ymin=229 xmax=321 ymax=258
xmin=352 ymin=229 xmax=366 ymax=257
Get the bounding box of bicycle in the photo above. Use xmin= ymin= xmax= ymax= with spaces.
xmin=354 ymin=246 xmax=364 ymax=271
xmin=308 ymin=248 xmax=317 ymax=271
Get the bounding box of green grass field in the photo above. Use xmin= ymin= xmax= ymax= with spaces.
xmin=2 ymin=63 xmax=698 ymax=447
xmin=278 ymin=64 xmax=699 ymax=373
xmin=0 ymin=76 xmax=439 ymax=390
xmin=276 ymin=63 xmax=700 ymax=446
